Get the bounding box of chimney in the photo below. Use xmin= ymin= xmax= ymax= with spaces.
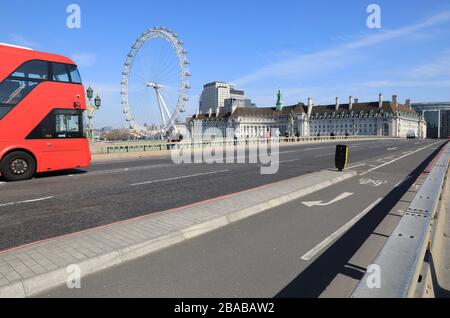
xmin=378 ymin=93 xmax=383 ymax=109
xmin=208 ymin=108 xmax=212 ymax=118
xmin=307 ymin=98 xmax=313 ymax=117
xmin=392 ymin=95 xmax=398 ymax=108
xmin=406 ymin=99 xmax=412 ymax=110
xmin=335 ymin=97 xmax=340 ymax=111
xmin=349 ymin=96 xmax=353 ymax=111
xmin=196 ymin=108 xmax=199 ymax=117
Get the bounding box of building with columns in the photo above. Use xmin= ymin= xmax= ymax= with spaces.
xmin=187 ymin=94 xmax=427 ymax=139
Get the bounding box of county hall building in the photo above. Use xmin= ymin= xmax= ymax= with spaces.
xmin=187 ymin=92 xmax=427 ymax=140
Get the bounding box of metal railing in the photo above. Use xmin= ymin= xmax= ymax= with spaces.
xmin=90 ymin=136 xmax=398 ymax=155
xmin=352 ymin=141 xmax=450 ymax=298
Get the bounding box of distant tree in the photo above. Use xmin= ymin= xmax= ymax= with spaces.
xmin=100 ymin=129 xmax=133 ymax=141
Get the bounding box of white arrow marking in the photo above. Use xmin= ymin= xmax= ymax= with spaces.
xmin=302 ymin=192 xmax=354 ymax=208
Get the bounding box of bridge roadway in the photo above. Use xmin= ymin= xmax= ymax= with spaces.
xmin=0 ymin=139 xmax=443 ymax=260
xmin=32 ymin=139 xmax=446 ymax=297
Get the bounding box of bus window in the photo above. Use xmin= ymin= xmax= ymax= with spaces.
xmin=0 ymin=79 xmax=38 ymax=105
xmin=52 ymin=63 xmax=70 ymax=82
xmin=67 ymin=65 xmax=82 ymax=84
xmin=0 ymin=106 xmax=12 ymax=119
xmin=11 ymin=60 xmax=49 ymax=80
xmin=55 ymin=113 xmax=82 ymax=137
xmin=27 ymin=109 xmax=85 ymax=139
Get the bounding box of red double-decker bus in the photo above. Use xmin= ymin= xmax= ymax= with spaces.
xmin=0 ymin=43 xmax=91 ymax=181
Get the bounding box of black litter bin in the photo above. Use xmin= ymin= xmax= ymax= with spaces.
xmin=335 ymin=145 xmax=349 ymax=171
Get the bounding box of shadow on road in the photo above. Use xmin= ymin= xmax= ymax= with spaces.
xmin=275 ymin=143 xmax=446 ymax=298
xmin=34 ymin=169 xmax=87 ymax=179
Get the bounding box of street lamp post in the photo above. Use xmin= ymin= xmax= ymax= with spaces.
xmin=86 ymin=85 xmax=101 ymax=142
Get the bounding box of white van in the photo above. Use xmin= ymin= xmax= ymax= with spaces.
xmin=407 ymin=130 xmax=416 ymax=139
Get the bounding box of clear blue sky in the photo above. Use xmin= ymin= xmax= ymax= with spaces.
xmin=1 ymin=0 xmax=450 ymax=128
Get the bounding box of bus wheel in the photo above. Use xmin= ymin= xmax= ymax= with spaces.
xmin=1 ymin=151 xmax=36 ymax=181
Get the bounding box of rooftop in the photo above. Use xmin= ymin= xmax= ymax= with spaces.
xmin=190 ymin=99 xmax=421 ymax=121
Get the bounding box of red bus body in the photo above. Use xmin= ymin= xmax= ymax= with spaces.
xmin=0 ymin=44 xmax=91 ymax=179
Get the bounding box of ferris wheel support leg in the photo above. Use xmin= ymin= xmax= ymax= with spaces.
xmin=155 ymin=91 xmax=167 ymax=127
xmin=157 ymin=89 xmax=178 ymax=132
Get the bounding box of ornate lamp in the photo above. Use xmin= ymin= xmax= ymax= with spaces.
xmin=86 ymin=85 xmax=94 ymax=100
xmin=94 ymin=94 xmax=102 ymax=109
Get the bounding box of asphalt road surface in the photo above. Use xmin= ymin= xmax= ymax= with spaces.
xmin=0 ymin=139 xmax=443 ymax=252
xmin=36 ymin=139 xmax=447 ymax=298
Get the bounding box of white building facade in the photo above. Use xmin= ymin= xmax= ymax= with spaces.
xmin=188 ymin=95 xmax=427 ymax=140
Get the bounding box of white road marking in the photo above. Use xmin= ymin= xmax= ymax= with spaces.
xmin=395 ymin=175 xmax=412 ymax=188
xmin=92 ymin=157 xmax=167 ymax=165
xmin=360 ymin=141 xmax=442 ymax=176
xmin=0 ymin=196 xmax=54 ymax=208
xmin=314 ymin=152 xmax=335 ymax=158
xmin=279 ymin=159 xmax=300 ymax=164
xmin=303 ymin=146 xmax=331 ymax=151
xmin=89 ymin=163 xmax=174 ymax=175
xmin=387 ymin=147 xmax=398 ymax=151
xmin=259 ymin=158 xmax=300 ymax=167
xmin=376 ymin=155 xmax=397 ymax=162
xmin=130 ymin=169 xmax=230 ymax=186
xmin=280 ymin=147 xmax=330 ymax=154
xmin=302 ymin=192 xmax=354 ymax=208
xmin=301 ymin=198 xmax=383 ymax=261
xmin=346 ymin=163 xmax=366 ymax=169
xmin=359 ymin=178 xmax=387 ymax=187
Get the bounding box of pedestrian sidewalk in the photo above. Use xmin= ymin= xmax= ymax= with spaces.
xmin=0 ymin=169 xmax=356 ymax=298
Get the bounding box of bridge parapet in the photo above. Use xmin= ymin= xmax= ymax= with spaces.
xmin=90 ymin=136 xmax=400 ymax=155
xmin=352 ymin=141 xmax=450 ymax=298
